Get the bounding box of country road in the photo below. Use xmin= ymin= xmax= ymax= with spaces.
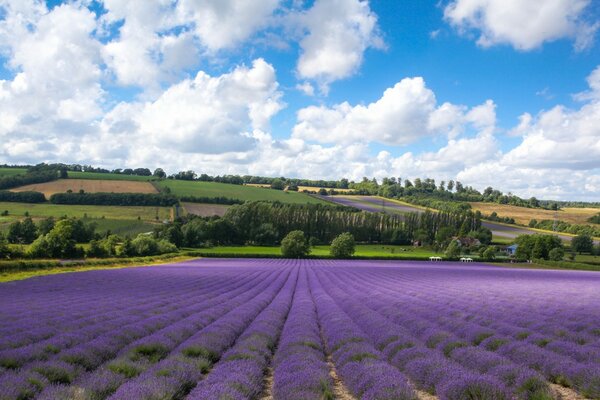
xmin=324 ymin=195 xmax=581 ymax=243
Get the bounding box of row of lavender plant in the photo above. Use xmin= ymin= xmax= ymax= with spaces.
xmin=187 ymin=264 xmax=299 ymax=399
xmin=100 ymin=266 xmax=292 ymax=399
xmin=0 ymin=270 xmax=245 ymax=369
xmin=0 ymin=268 xmax=227 ymax=346
xmin=340 ymin=264 xmax=600 ymax=397
xmin=271 ymin=267 xmax=334 ymax=399
xmin=318 ymin=262 xmax=599 ymax=399
xmin=306 ymin=265 xmax=418 ymax=400
xmin=312 ymin=264 xmax=550 ymax=400
xmin=1 ymin=266 xmax=279 ymax=399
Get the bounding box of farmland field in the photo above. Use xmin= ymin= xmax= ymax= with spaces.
xmin=0 ymin=202 xmax=170 ymax=221
xmin=470 ymin=202 xmax=600 ymax=226
xmin=1 ymin=260 xmax=599 ymax=400
xmin=158 ymin=180 xmax=328 ymax=204
xmin=0 ymin=168 xmax=27 ymax=177
xmin=181 ymin=202 xmax=230 ymax=217
xmin=11 ymin=179 xmax=158 ymax=198
xmin=67 ymin=172 xmax=156 ymax=181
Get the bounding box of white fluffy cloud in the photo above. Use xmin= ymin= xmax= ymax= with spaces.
xmin=0 ymin=2 xmax=103 ymax=139
xmin=296 ymin=0 xmax=383 ymax=90
xmin=177 ymin=0 xmax=280 ymax=51
xmin=292 ymin=77 xmax=496 ymax=146
xmin=444 ymin=0 xmax=598 ymax=50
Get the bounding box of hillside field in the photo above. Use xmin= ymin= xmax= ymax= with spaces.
xmin=0 ymin=167 xmax=27 ymax=177
xmin=181 ymin=202 xmax=230 ymax=217
xmin=0 ymin=202 xmax=170 ymax=221
xmin=67 ymin=171 xmax=156 ymax=181
xmin=470 ymin=202 xmax=600 ymax=226
xmin=158 ymin=180 xmax=328 ymax=204
xmin=11 ymin=179 xmax=158 ymax=198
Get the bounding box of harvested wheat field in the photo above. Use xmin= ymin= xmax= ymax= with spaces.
xmin=470 ymin=202 xmax=600 ymax=226
xmin=182 ymin=202 xmax=230 ymax=217
xmin=11 ymin=179 xmax=158 ymax=198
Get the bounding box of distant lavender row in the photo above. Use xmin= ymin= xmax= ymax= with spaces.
xmin=1 ymin=259 xmax=599 ymax=400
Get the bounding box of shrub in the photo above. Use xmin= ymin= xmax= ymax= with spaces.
xmin=548 ymin=247 xmax=565 ymax=261
xmin=482 ymin=246 xmax=496 ymax=261
xmin=281 ymin=230 xmax=310 ymax=258
xmin=445 ymin=240 xmax=460 ymax=259
xmin=330 ymin=232 xmax=355 ymax=258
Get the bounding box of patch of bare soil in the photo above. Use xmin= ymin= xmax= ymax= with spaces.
xmin=259 ymin=366 xmax=274 ymax=400
xmin=181 ymin=202 xmax=230 ymax=217
xmin=327 ymin=355 xmax=356 ymax=400
xmin=551 ymin=384 xmax=590 ymax=400
xmin=413 ymin=388 xmax=438 ymax=400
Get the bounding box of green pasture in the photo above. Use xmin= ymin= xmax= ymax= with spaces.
xmin=67 ymin=171 xmax=156 ymax=181
xmin=0 ymin=202 xmax=171 ymax=222
xmin=158 ymin=180 xmax=328 ymax=204
xmin=194 ymin=244 xmax=441 ymax=258
xmin=0 ymin=167 xmax=27 ymax=177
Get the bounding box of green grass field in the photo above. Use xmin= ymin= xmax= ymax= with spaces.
xmin=0 ymin=202 xmax=171 ymax=221
xmin=0 ymin=167 xmax=27 ymax=177
xmin=158 ymin=180 xmax=328 ymax=204
xmin=67 ymin=171 xmax=156 ymax=181
xmin=193 ymin=244 xmax=442 ymax=258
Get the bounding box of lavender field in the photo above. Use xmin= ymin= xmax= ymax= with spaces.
xmin=1 ymin=260 xmax=599 ymax=400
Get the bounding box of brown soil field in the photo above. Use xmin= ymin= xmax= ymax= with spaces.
xmin=11 ymin=179 xmax=158 ymax=198
xmin=470 ymin=202 xmax=600 ymax=226
xmin=182 ymin=202 xmax=230 ymax=217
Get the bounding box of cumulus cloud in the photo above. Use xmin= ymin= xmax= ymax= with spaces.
xmin=444 ymin=0 xmax=598 ymax=51
xmin=296 ymin=0 xmax=383 ymax=91
xmin=292 ymin=77 xmax=496 ymax=146
xmin=0 ymin=3 xmax=103 ymax=138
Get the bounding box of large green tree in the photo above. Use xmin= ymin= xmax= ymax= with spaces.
xmin=571 ymin=234 xmax=594 ymax=254
xmin=330 ymin=232 xmax=356 ymax=258
xmin=281 ymin=230 xmax=310 ymax=258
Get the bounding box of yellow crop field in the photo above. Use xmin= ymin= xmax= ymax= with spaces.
xmin=469 ymin=202 xmax=600 ymax=225
xmin=11 ymin=179 xmax=158 ymax=198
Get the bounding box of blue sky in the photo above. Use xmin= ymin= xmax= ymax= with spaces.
xmin=0 ymin=0 xmax=600 ymax=199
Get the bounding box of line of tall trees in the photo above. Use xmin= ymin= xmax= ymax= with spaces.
xmin=49 ymin=192 xmax=179 ymax=207
xmin=154 ymin=202 xmax=482 ymax=248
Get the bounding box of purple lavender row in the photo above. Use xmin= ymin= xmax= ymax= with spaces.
xmin=338 ymin=265 xmax=600 ymax=361
xmin=306 ymin=266 xmax=418 ymax=400
xmin=103 ymin=267 xmax=292 ymax=399
xmin=314 ymin=267 xmax=547 ymax=400
xmin=0 ymin=269 xmax=231 ymax=350
xmin=336 ymin=265 xmax=600 ymax=397
xmin=0 ymin=274 xmax=234 ymax=369
xmin=187 ymin=265 xmax=299 ymax=399
xmin=0 ymin=269 xmax=266 ymax=373
xmin=1 ymin=269 xmax=275 ymax=400
xmin=357 ymin=265 xmax=600 ymax=347
xmin=39 ymin=268 xmax=281 ymax=400
xmin=271 ymin=267 xmax=333 ymax=400
xmin=322 ymin=264 xmax=599 ymax=399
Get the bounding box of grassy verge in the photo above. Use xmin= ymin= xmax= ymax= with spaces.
xmin=0 ymin=253 xmax=194 ymax=282
xmin=157 ymin=180 xmax=328 ymax=205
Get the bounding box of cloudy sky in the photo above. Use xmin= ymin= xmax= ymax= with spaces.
xmin=1 ymin=0 xmax=600 ymax=200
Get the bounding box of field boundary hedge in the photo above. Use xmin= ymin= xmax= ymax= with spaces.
xmin=179 ymin=196 xmax=245 ymax=205
xmin=0 ymin=190 xmax=46 ymax=203
xmin=49 ymin=192 xmax=179 ymax=207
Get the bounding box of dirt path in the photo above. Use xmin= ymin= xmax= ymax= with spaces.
xmin=551 ymin=384 xmax=590 ymax=400
xmin=258 ymin=366 xmax=274 ymax=400
xmin=414 ymin=388 xmax=438 ymax=400
xmin=326 ymin=355 xmax=356 ymax=400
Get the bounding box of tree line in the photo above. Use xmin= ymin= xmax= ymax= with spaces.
xmin=152 ymin=202 xmax=483 ymax=248
xmin=0 ymin=164 xmax=65 ymax=190
xmin=49 ymin=192 xmax=179 ymax=207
